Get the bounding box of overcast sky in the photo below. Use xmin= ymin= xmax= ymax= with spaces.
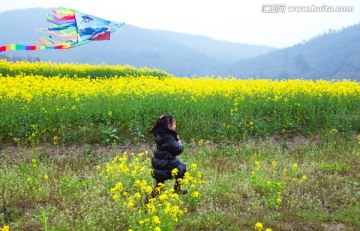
xmin=1 ymin=0 xmax=359 ymax=48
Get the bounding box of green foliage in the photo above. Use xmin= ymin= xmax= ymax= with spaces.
xmin=320 ymin=163 xmax=351 ymax=172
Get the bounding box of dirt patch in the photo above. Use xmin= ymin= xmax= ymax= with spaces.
xmin=269 ymin=133 xmax=321 ymax=150
xmin=321 ymin=223 xmax=346 ymax=231
xmin=0 ymin=143 xmax=153 ymax=160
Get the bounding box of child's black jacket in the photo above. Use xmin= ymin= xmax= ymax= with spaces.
xmin=151 ymin=128 xmax=186 ymax=181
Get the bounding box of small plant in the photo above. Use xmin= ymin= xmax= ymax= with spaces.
xmin=100 ymin=125 xmax=119 ymax=146
xmin=320 ymin=163 xmax=351 ymax=172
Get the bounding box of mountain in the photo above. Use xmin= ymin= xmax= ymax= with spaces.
xmin=0 ymin=8 xmax=274 ymax=77
xmin=229 ymin=23 xmax=360 ymax=81
xmin=1 ymin=8 xmax=359 ymax=80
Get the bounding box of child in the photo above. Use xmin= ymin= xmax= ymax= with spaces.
xmin=148 ymin=114 xmax=187 ymax=199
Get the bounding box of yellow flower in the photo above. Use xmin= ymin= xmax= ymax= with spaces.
xmin=127 ymin=200 xmax=134 ymax=208
xmin=271 ymin=161 xmax=277 ymax=167
xmin=44 ymin=175 xmax=49 ymax=180
xmin=292 ymin=163 xmax=298 ymax=170
xmin=159 ymin=194 xmax=168 ymax=201
xmin=154 ymin=227 xmax=161 ymax=231
xmin=251 ymin=171 xmax=255 ymax=175
xmin=171 ymin=168 xmax=179 ymax=177
xmin=255 ymin=222 xmax=263 ymax=230
xmin=302 ymin=175 xmax=307 ymax=180
xmin=192 ymin=191 xmax=200 ymax=198
xmin=1 ymin=226 xmax=10 ymax=231
xmin=265 ymin=229 xmax=272 ymax=231
xmin=190 ymin=163 xmax=197 ymax=170
xmin=170 ymin=193 xmax=180 ymax=200
xmin=152 ymin=215 xmax=161 ymax=224
xmin=266 ymin=181 xmax=272 ymax=185
xmin=276 ymin=198 xmax=282 ymax=204
xmin=255 ymin=161 xmax=260 ymax=167
xmin=133 ymin=192 xmax=141 ymax=199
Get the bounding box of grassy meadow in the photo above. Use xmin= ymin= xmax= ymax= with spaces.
xmin=0 ymin=60 xmax=359 ymax=230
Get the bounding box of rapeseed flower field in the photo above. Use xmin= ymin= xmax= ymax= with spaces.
xmin=0 ymin=60 xmax=359 ymax=230
xmin=1 ymin=60 xmax=359 ymax=145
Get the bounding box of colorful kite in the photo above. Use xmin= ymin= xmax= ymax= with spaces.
xmin=0 ymin=7 xmax=124 ymax=52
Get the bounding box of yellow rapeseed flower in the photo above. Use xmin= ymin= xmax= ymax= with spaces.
xmin=152 ymin=215 xmax=161 ymax=224
xmin=255 ymin=222 xmax=263 ymax=230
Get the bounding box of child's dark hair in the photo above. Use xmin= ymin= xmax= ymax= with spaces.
xmin=150 ymin=114 xmax=175 ymax=135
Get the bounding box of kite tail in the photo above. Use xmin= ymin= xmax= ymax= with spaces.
xmin=0 ymin=44 xmax=69 ymax=52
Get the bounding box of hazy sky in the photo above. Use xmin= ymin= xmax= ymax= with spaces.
xmin=1 ymin=0 xmax=359 ymax=48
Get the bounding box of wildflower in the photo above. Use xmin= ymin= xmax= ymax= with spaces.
xmin=301 ymin=175 xmax=307 ymax=180
xmin=266 ymin=181 xmax=272 ymax=186
xmin=145 ymin=185 xmax=153 ymax=193
xmin=283 ymin=168 xmax=288 ymax=174
xmin=190 ymin=163 xmax=197 ymax=170
xmin=1 ymin=226 xmax=10 ymax=231
xmin=292 ymin=163 xmax=298 ymax=170
xmin=255 ymin=222 xmax=263 ymax=230
xmin=272 ymin=161 xmax=277 ymax=167
xmin=146 ymin=203 xmax=156 ymax=213
xmin=192 ymin=191 xmax=200 ymax=198
xmin=152 ymin=215 xmax=161 ymax=224
xmin=171 ymin=168 xmax=179 ymax=178
xmin=133 ymin=192 xmax=141 ymax=199
xmin=154 ymin=227 xmax=161 ymax=231
xmin=265 ymin=229 xmax=272 ymax=231
xmin=255 ymin=161 xmax=260 ymax=167
xmin=159 ymin=194 xmax=168 ymax=201
xmin=276 ymin=198 xmax=282 ymax=204
xmin=251 ymin=171 xmax=255 ymax=175
xmin=44 ymin=175 xmax=49 ymax=180
xmin=170 ymin=193 xmax=180 ymax=200
xmin=127 ymin=200 xmax=135 ymax=208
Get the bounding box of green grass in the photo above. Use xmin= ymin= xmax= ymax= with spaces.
xmin=1 ymin=137 xmax=359 ymax=230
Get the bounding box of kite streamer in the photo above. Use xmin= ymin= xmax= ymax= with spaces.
xmin=0 ymin=7 xmax=124 ymax=52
